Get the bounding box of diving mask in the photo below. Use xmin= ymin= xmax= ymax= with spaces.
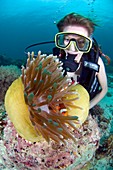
xmin=55 ymin=32 xmax=92 ymax=53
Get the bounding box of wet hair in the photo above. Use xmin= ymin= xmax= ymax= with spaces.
xmin=57 ymin=13 xmax=98 ymax=36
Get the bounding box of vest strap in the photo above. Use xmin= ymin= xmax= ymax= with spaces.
xmin=84 ymin=61 xmax=99 ymax=72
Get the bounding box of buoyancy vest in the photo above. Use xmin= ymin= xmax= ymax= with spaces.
xmin=53 ymin=45 xmax=102 ymax=100
xmin=78 ymin=48 xmax=101 ymax=100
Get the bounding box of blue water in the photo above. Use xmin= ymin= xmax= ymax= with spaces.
xmin=0 ymin=0 xmax=113 ymax=59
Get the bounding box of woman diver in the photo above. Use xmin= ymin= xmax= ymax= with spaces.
xmin=54 ymin=13 xmax=109 ymax=109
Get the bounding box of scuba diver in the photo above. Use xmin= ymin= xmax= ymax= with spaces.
xmin=53 ymin=13 xmax=110 ymax=109
xmin=25 ymin=12 xmax=110 ymax=109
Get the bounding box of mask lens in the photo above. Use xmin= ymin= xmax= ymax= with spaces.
xmin=56 ymin=33 xmax=70 ymax=48
xmin=76 ymin=37 xmax=90 ymax=51
xmin=55 ymin=32 xmax=92 ymax=52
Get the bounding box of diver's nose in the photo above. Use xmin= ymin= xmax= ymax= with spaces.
xmin=69 ymin=41 xmax=78 ymax=52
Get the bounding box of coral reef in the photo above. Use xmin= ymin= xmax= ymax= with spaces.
xmin=0 ymin=93 xmax=112 ymax=169
xmin=90 ymin=105 xmax=111 ymax=143
xmin=96 ymin=134 xmax=113 ymax=158
xmin=93 ymin=106 xmax=113 ymax=157
xmin=0 ymin=54 xmax=26 ymax=68
xmin=0 ymin=115 xmax=100 ymax=170
xmin=0 ymin=104 xmax=7 ymax=139
xmin=0 ymin=65 xmax=21 ymax=104
xmin=87 ymin=104 xmax=113 ymax=169
xmin=0 ymin=52 xmax=101 ymax=169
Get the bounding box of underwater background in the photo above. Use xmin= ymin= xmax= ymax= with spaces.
xmin=0 ymin=0 xmax=113 ymax=170
xmin=0 ymin=0 xmax=113 ymax=60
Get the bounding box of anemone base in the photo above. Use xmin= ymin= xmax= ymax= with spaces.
xmin=0 ymin=115 xmax=100 ymax=170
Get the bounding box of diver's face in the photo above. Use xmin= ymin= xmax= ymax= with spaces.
xmin=63 ymin=25 xmax=89 ymax=55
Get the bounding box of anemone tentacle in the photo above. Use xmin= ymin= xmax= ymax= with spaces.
xmin=5 ymin=52 xmax=89 ymax=144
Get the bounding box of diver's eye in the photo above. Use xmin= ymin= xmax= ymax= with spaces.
xmin=64 ymin=37 xmax=70 ymax=42
xmin=77 ymin=38 xmax=86 ymax=48
xmin=64 ymin=37 xmax=70 ymax=45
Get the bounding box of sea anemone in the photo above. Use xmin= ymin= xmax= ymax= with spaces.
xmin=5 ymin=52 xmax=89 ymax=144
xmin=1 ymin=115 xmax=100 ymax=170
